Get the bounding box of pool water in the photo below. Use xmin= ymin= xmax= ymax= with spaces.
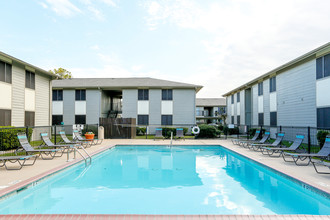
xmin=0 ymin=145 xmax=329 ymax=215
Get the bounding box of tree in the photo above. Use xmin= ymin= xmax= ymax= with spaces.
xmin=49 ymin=68 xmax=72 ymax=79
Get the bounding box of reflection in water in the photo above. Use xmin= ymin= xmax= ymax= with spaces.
xmin=0 ymin=146 xmax=329 ymax=215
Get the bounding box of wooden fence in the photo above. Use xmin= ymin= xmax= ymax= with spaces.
xmin=99 ymin=118 xmax=136 ymax=139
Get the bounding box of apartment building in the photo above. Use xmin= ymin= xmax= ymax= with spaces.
xmin=223 ymin=42 xmax=330 ymax=129
xmin=196 ymin=98 xmax=226 ymax=124
xmin=0 ymin=51 xmax=57 ymax=127
xmin=52 ymin=78 xmax=202 ymax=130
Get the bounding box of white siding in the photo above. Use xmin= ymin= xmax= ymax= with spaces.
xmin=0 ymin=82 xmax=11 ymax=109
xmin=75 ymin=101 xmax=86 ymax=115
xmin=137 ymin=101 xmax=149 ymax=114
xmin=122 ymin=89 xmax=137 ymax=119
xmin=11 ymin=65 xmax=25 ymax=126
xmin=316 ymin=77 xmax=330 ymax=107
xmin=35 ymin=73 xmax=51 ymax=126
xmin=25 ymin=88 xmax=35 ymax=112
xmin=270 ymin=92 xmax=277 ymax=112
xmin=258 ymin=96 xmax=263 ymax=113
xmin=161 ymin=101 xmax=173 ymax=114
xmin=252 ymin=85 xmax=258 ymax=125
xmin=52 ymin=101 xmax=63 ymax=115
xmin=173 ymin=89 xmax=195 ymax=125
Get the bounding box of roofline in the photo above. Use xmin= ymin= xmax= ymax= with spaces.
xmin=0 ymin=51 xmax=58 ymax=79
xmin=222 ymin=42 xmax=330 ymax=97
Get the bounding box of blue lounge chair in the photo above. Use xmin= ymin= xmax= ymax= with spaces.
xmin=234 ymin=130 xmax=261 ymax=146
xmin=282 ymin=136 xmax=330 ymax=166
xmin=243 ymin=131 xmax=270 ymax=148
xmin=260 ymin=134 xmax=304 ymax=157
xmin=175 ymin=128 xmax=185 ymax=140
xmin=250 ymin=132 xmax=285 ymax=152
xmin=154 ymin=128 xmax=164 ymax=140
xmin=0 ymin=155 xmax=37 ymax=170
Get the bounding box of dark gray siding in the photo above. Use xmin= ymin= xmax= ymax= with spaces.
xmin=277 ymin=60 xmax=317 ymax=127
xmin=122 ymin=89 xmax=137 ymax=119
xmin=86 ymin=89 xmax=101 ymax=124
xmin=173 ymin=89 xmax=195 ymax=125
xmin=263 ymin=79 xmax=270 ymax=126
xmin=63 ymin=90 xmax=75 ymax=125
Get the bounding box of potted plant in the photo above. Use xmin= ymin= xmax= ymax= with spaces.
xmin=84 ymin=131 xmax=95 ymax=140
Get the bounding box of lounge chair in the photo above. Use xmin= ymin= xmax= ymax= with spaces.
xmin=311 ymin=160 xmax=330 ymax=174
xmin=243 ymin=131 xmax=270 ymax=148
xmin=40 ymin=133 xmax=75 ymax=152
xmin=17 ymin=133 xmax=64 ymax=160
xmin=250 ymin=132 xmax=285 ymax=151
xmin=59 ymin=131 xmax=89 ymax=148
xmin=0 ymin=155 xmax=37 ymax=170
xmin=175 ymin=128 xmax=185 ymax=140
xmin=154 ymin=128 xmax=164 ymax=140
xmin=73 ymin=130 xmax=102 ymax=146
xmin=234 ymin=130 xmax=261 ymax=146
xmin=282 ymin=135 xmax=330 ymax=166
xmin=260 ymin=134 xmax=304 ymax=157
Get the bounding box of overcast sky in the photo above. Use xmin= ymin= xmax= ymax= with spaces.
xmin=1 ymin=0 xmax=330 ymax=97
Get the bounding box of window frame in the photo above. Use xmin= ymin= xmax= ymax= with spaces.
xmin=52 ymin=90 xmax=63 ymax=101
xmin=236 ymin=92 xmax=240 ymax=103
xmin=138 ymin=89 xmax=149 ymax=100
xmin=269 ymin=76 xmax=276 ymax=93
xmin=161 ymin=115 xmax=173 ymax=125
xmin=270 ymin=112 xmax=277 ymax=126
xmin=258 ymin=82 xmax=263 ymax=96
xmin=25 ymin=111 xmax=35 ymax=127
xmin=0 ymin=61 xmax=12 ymax=84
xmin=237 ymin=115 xmax=240 ymax=125
xmin=137 ymin=115 xmax=149 ymax=125
xmin=0 ymin=109 xmax=11 ymax=126
xmin=75 ymin=90 xmax=86 ymax=101
xmin=75 ymin=115 xmax=86 ymax=124
xmin=162 ymin=89 xmax=173 ymax=100
xmin=52 ymin=115 xmax=63 ymax=125
xmin=25 ymin=71 xmax=35 ymax=90
xmin=231 ymin=95 xmax=234 ymax=104
xmin=316 ymin=54 xmax=330 ymax=80
xmin=258 ymin=113 xmax=264 ymax=126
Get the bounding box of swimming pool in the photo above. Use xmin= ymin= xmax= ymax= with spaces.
xmin=0 ymin=145 xmax=329 ymax=215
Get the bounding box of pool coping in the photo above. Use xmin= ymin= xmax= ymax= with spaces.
xmin=0 ymin=143 xmax=329 ymax=218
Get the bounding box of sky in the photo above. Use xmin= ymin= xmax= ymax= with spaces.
xmin=0 ymin=0 xmax=330 ymax=98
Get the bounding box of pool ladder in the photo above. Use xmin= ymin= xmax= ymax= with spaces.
xmin=67 ymin=145 xmax=92 ymax=166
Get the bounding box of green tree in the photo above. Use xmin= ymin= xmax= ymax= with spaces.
xmin=49 ymin=68 xmax=72 ymax=79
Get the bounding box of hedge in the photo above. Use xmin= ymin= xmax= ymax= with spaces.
xmin=136 ymin=127 xmax=147 ymax=136
xmin=161 ymin=127 xmax=188 ymax=139
xmin=317 ymin=130 xmax=330 ymax=148
xmin=196 ymin=124 xmax=218 ymax=138
xmin=223 ymin=126 xmax=239 ymax=135
xmin=0 ymin=126 xmax=33 ymax=151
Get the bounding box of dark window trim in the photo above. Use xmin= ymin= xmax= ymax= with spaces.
xmin=237 ymin=92 xmax=240 ymax=103
xmin=0 ymin=109 xmax=11 ymax=126
xmin=258 ymin=82 xmax=263 ymax=96
xmin=0 ymin=61 xmax=12 ymax=84
xmin=270 ymin=111 xmax=277 ymax=126
xmin=138 ymin=89 xmax=149 ymax=100
xmin=258 ymin=113 xmax=264 ymax=126
xmin=75 ymin=115 xmax=86 ymax=124
xmin=231 ymin=95 xmax=234 ymax=104
xmin=137 ymin=115 xmax=149 ymax=125
xmin=269 ymin=76 xmax=276 ymax=93
xmin=25 ymin=111 xmax=35 ymax=127
xmin=52 ymin=90 xmax=63 ymax=101
xmin=75 ymin=90 xmax=86 ymax=101
xmin=25 ymin=71 xmax=35 ymax=90
xmin=52 ymin=115 xmax=63 ymax=125
xmin=162 ymin=89 xmax=173 ymax=100
xmin=161 ymin=115 xmax=173 ymax=125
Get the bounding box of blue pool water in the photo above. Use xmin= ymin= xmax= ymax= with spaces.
xmin=0 ymin=145 xmax=329 ymax=215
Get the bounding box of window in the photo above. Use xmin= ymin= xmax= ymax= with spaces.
xmin=52 ymin=90 xmax=63 ymax=101
xmin=237 ymin=115 xmax=240 ymax=125
xmin=25 ymin=111 xmax=35 ymax=126
xmin=258 ymin=82 xmax=263 ymax=96
xmin=25 ymin=71 xmax=35 ymax=89
xmin=237 ymin=92 xmax=240 ymax=103
xmin=317 ymin=107 xmax=330 ymax=128
xmin=161 ymin=115 xmax=173 ymax=125
xmin=52 ymin=115 xmax=63 ymax=125
xmin=258 ymin=113 xmax=264 ymax=126
xmin=162 ymin=89 xmax=173 ymax=100
xmin=0 ymin=109 xmax=11 ymax=126
xmin=270 ymin=112 xmax=277 ymax=126
xmin=138 ymin=89 xmax=149 ymax=100
xmin=231 ymin=116 xmax=234 ymax=124
xmin=75 ymin=90 xmax=86 ymax=101
xmin=75 ymin=115 xmax=86 ymax=124
xmin=138 ymin=115 xmax=149 ymax=125
xmin=0 ymin=61 xmax=12 ymax=84
xmin=317 ymin=54 xmax=330 ymax=80
xmin=231 ymin=95 xmax=234 ymax=104
xmin=269 ymin=77 xmax=276 ymax=93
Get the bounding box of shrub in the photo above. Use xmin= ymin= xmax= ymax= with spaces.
xmin=82 ymin=125 xmax=98 ymax=135
xmin=136 ymin=127 xmax=147 ymax=136
xmin=223 ymin=126 xmax=239 ymax=135
xmin=182 ymin=127 xmax=188 ymax=135
xmin=218 ymin=125 xmax=224 ymax=131
xmin=196 ymin=124 xmax=217 ymax=138
xmin=162 ymin=127 xmax=176 ymax=139
xmin=317 ymin=130 xmax=330 ymax=148
xmin=0 ymin=126 xmax=33 ymax=151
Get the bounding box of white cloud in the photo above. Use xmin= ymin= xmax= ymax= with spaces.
xmin=100 ymin=0 xmax=117 ymax=7
xmin=87 ymin=5 xmax=105 ymax=21
xmin=45 ymin=0 xmax=82 ymax=17
xmin=142 ymin=0 xmax=330 ymax=97
xmin=131 ymin=65 xmax=144 ymax=72
xmin=90 ymin=45 xmax=100 ymax=50
xmin=38 ymin=1 xmax=48 ymax=9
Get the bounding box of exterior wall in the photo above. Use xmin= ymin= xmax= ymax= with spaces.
xmin=263 ymin=79 xmax=270 ymax=126
xmin=35 ymin=72 xmax=51 ymax=126
xmin=122 ymin=89 xmax=138 ymax=118
xmin=252 ymin=84 xmax=258 ymax=125
xmin=149 ymin=89 xmax=161 ymax=125
xmin=226 ymin=98 xmax=231 ymax=124
xmin=240 ymin=90 xmax=245 ymax=125
xmin=173 ymin=89 xmax=196 ymax=125
xmin=100 ymin=90 xmax=111 ymax=118
xmin=63 ymin=90 xmax=75 ymax=126
xmin=11 ymin=65 xmax=25 ymax=126
xmin=277 ymin=59 xmax=316 ymax=127
xmin=86 ymin=89 xmax=101 ymax=124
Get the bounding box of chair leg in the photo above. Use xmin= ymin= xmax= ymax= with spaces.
xmin=312 ymin=162 xmax=330 ymax=174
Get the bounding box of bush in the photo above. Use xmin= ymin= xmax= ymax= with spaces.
xmin=82 ymin=125 xmax=98 ymax=135
xmin=136 ymin=127 xmax=147 ymax=136
xmin=218 ymin=125 xmax=224 ymax=131
xmin=162 ymin=127 xmax=177 ymax=139
xmin=317 ymin=130 xmax=330 ymax=148
xmin=0 ymin=126 xmax=33 ymax=151
xmin=196 ymin=124 xmax=218 ymax=138
xmin=182 ymin=127 xmax=188 ymax=135
xmin=223 ymin=126 xmax=239 ymax=135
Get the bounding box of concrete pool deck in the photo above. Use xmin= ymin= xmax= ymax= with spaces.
xmin=0 ymin=138 xmax=329 ymax=219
